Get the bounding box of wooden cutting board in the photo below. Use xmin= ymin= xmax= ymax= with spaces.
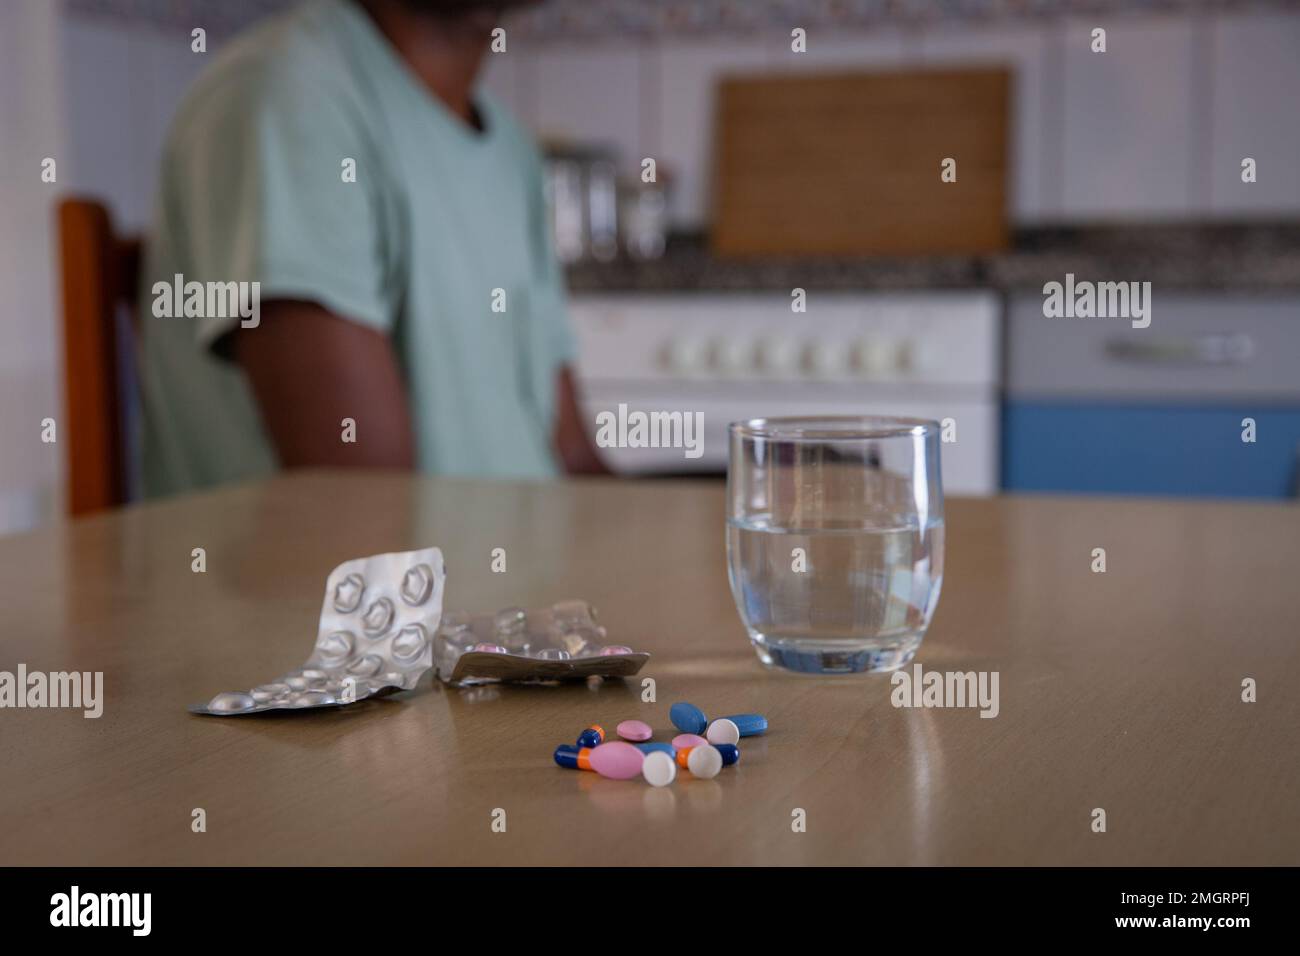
xmin=711 ymin=67 xmax=1010 ymax=257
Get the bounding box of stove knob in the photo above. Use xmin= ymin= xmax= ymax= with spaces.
xmin=896 ymin=339 xmax=917 ymax=373
xmin=851 ymin=338 xmax=893 ymax=377
xmin=756 ymin=337 xmax=801 ymax=376
xmin=710 ymin=338 xmax=753 ymax=375
xmin=802 ymin=340 xmax=848 ymax=379
xmin=662 ymin=337 xmax=707 ymax=375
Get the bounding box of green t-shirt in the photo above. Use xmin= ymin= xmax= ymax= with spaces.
xmin=138 ymin=0 xmax=575 ymax=497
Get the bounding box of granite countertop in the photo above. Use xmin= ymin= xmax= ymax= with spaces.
xmin=565 ymin=223 xmax=1300 ymax=295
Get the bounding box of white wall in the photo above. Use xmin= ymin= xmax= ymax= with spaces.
xmin=0 ymin=7 xmax=207 ymax=535
xmin=60 ymin=16 xmax=209 ymax=231
xmin=0 ymin=0 xmax=69 ymax=533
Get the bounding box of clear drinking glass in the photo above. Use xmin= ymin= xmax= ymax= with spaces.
xmin=726 ymin=417 xmax=945 ymax=674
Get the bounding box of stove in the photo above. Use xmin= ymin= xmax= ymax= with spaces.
xmin=571 ymin=292 xmax=1002 ymax=495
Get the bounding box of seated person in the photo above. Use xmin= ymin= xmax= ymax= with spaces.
xmin=138 ymin=0 xmax=605 ymax=497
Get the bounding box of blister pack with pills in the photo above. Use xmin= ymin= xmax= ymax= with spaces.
xmin=190 ymin=547 xmax=446 ymax=716
xmin=433 ymin=599 xmax=649 ymax=685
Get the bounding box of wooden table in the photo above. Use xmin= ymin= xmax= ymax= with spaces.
xmin=1 ymin=471 xmax=1297 ymax=865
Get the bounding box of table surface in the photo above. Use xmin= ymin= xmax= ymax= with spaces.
xmin=2 ymin=471 xmax=1297 ymax=866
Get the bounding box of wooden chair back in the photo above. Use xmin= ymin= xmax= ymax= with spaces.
xmin=58 ymin=198 xmax=141 ymax=516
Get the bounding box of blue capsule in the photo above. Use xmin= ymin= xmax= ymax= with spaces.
xmin=714 ymin=743 xmax=740 ymax=766
xmin=576 ymin=724 xmax=605 ymax=748
xmin=669 ymin=702 xmax=707 ymax=735
xmin=634 ymin=742 xmax=677 ymax=757
xmin=554 ymin=744 xmax=582 ymax=769
xmin=721 ymin=713 xmax=768 ymax=737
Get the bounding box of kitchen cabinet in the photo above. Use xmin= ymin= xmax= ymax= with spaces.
xmin=1060 ymin=16 xmax=1197 ymax=219
xmin=1208 ymin=12 xmax=1300 ymax=216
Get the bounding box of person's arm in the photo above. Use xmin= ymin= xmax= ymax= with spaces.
xmin=552 ymin=365 xmax=609 ymax=476
xmin=233 ymin=299 xmax=415 ymax=469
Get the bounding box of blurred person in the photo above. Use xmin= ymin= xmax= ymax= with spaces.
xmin=138 ymin=0 xmax=607 ymax=497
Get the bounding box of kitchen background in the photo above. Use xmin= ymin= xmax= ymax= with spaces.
xmin=2 ymin=0 xmax=1298 ymax=533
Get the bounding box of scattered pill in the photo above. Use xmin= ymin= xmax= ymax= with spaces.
xmin=670 ymin=702 xmax=707 ymax=735
xmin=617 ymin=719 xmax=652 ymax=742
xmin=634 ymin=742 xmax=676 ymax=757
xmin=470 ymin=643 xmax=507 ymax=654
xmin=686 ymin=744 xmax=723 ymax=779
xmin=675 ymin=743 xmax=738 ymax=770
xmin=555 ymin=742 xmax=644 ymax=779
xmin=553 ymin=744 xmax=590 ymax=770
xmin=641 ymin=751 xmax=677 ymax=787
xmin=588 ymin=741 xmax=645 ymax=780
xmin=721 ymin=713 xmax=767 ymax=737
xmin=706 ymin=718 xmax=740 ymax=746
xmin=557 ymin=709 xmax=747 ymax=787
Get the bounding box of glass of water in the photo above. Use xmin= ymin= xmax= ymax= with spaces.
xmin=726 ymin=417 xmax=944 ymax=674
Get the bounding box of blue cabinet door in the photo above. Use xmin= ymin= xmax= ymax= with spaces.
xmin=1002 ymin=403 xmax=1300 ymax=498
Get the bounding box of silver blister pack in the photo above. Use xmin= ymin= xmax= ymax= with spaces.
xmin=434 ymin=599 xmax=650 ymax=685
xmin=190 ymin=547 xmax=446 ymax=716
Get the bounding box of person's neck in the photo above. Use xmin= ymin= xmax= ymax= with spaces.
xmin=357 ymin=0 xmax=490 ymax=126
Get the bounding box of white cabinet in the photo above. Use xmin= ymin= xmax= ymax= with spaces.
xmin=1061 ymin=16 xmax=1197 ymax=219
xmin=1209 ymin=12 xmax=1300 ymax=216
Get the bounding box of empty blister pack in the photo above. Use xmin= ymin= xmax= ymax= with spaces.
xmin=434 ymin=599 xmax=650 ymax=685
xmin=190 ymin=547 xmax=446 ymax=715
